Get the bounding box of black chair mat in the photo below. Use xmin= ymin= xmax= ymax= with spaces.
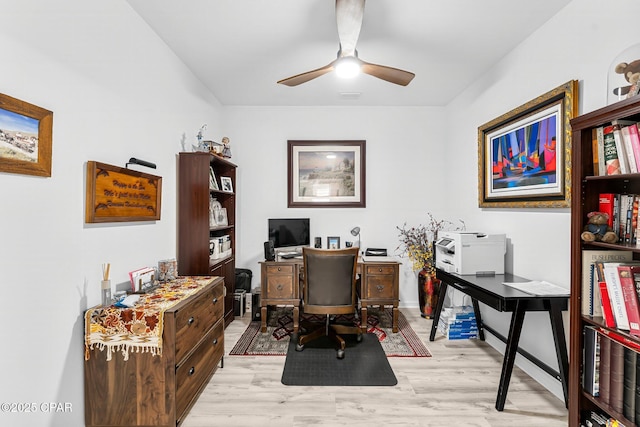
xmin=281 ymin=332 xmax=398 ymax=386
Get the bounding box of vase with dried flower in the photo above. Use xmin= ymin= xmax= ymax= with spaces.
xmin=396 ymin=213 xmax=465 ymax=318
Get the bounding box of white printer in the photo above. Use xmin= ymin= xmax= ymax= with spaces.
xmin=435 ymin=231 xmax=506 ymax=275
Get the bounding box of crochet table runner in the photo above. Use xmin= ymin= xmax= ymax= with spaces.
xmin=85 ymin=276 xmax=215 ymax=361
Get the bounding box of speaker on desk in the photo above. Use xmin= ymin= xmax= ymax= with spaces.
xmin=264 ymin=240 xmax=275 ymax=261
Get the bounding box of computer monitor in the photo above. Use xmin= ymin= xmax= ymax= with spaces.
xmin=268 ymin=218 xmax=310 ymax=249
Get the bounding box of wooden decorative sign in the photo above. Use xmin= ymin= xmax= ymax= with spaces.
xmin=85 ymin=161 xmax=162 ymax=223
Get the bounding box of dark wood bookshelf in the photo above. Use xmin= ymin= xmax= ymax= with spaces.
xmin=569 ymin=95 xmax=640 ymax=426
xmin=178 ymin=152 xmax=237 ymax=327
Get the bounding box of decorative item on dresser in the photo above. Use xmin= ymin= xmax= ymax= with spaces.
xmin=178 ymin=152 xmax=237 ymax=327
xmin=569 ymin=94 xmax=640 ymax=427
xmin=84 ymin=276 xmax=224 ymax=427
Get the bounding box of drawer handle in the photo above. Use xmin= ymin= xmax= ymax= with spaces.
xmin=277 ymin=284 xmax=283 ymax=291
xmin=213 ymin=338 xmax=218 ymax=345
xmin=277 ymin=267 xmax=282 ymax=271
xmin=187 ymin=316 xmax=195 ymax=325
xmin=213 ymin=297 xmax=218 ymax=304
xmin=378 ymin=268 xmax=383 ymax=272
xmin=376 ymin=285 xmax=384 ymax=292
xmin=188 ymin=367 xmax=195 ymax=376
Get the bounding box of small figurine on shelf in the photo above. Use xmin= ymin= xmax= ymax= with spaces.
xmin=194 ymin=124 xmax=208 ymax=152
xmin=221 ymin=136 xmax=232 ymax=158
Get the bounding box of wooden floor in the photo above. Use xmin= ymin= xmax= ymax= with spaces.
xmin=183 ymin=308 xmax=568 ymax=427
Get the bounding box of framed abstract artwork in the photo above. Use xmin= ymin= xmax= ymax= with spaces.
xmin=288 ymin=140 xmax=366 ymax=208
xmin=478 ymin=80 xmax=578 ymax=208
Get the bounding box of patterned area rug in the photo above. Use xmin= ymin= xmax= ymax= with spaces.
xmin=230 ymin=307 xmax=431 ymax=357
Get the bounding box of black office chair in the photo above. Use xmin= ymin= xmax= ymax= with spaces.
xmin=296 ymin=247 xmax=363 ymax=359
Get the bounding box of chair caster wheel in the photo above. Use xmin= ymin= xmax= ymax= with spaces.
xmin=337 ymin=349 xmax=345 ymax=359
xmin=295 ymin=343 xmax=304 ymax=352
xmin=356 ymin=333 xmax=363 ymax=342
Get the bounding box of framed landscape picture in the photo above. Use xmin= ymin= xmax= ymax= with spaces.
xmin=478 ymin=80 xmax=578 ymax=208
xmin=0 ymin=93 xmax=53 ymax=177
xmin=288 ymin=140 xmax=366 ymax=208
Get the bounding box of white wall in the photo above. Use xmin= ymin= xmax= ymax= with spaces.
xmin=0 ymin=1 xmax=222 ymax=426
xmin=225 ymin=105 xmax=449 ymax=307
xmin=445 ymin=0 xmax=640 ymax=399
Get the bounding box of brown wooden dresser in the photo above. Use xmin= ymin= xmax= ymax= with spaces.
xmin=84 ymin=276 xmax=224 ymax=426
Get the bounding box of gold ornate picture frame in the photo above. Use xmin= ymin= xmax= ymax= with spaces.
xmin=478 ymin=80 xmax=578 ymax=208
xmin=0 ymin=93 xmax=53 ymax=177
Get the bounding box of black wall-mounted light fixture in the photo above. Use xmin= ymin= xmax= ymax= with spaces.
xmin=126 ymin=157 xmax=156 ymax=169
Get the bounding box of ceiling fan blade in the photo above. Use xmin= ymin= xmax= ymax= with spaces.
xmin=277 ymin=61 xmax=336 ymax=86
xmin=360 ymin=61 xmax=415 ymax=86
xmin=335 ymin=0 xmax=365 ymax=56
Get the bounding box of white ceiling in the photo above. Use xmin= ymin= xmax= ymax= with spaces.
xmin=126 ymin=0 xmax=571 ymax=107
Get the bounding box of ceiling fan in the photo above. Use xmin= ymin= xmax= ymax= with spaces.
xmin=277 ymin=0 xmax=415 ymax=87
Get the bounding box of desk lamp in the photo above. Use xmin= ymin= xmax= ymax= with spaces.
xmin=350 ymin=226 xmax=361 ymax=249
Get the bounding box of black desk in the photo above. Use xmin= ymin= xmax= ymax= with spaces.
xmin=430 ymin=269 xmax=569 ymax=411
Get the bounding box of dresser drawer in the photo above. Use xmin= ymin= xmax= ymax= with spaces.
xmin=174 ymin=282 xmax=224 ymax=362
xmin=266 ymin=264 xmax=294 ymax=275
xmin=365 ymin=265 xmax=396 ymax=275
xmin=363 ymin=276 xmax=395 ymax=300
xmin=265 ymin=274 xmax=296 ymax=299
xmin=175 ymin=320 xmax=224 ymax=419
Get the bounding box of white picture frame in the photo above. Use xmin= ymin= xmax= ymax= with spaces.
xmin=209 ymin=166 xmax=219 ymax=190
xmin=221 ymin=176 xmax=233 ymax=192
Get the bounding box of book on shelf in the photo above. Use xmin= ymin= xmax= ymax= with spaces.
xmin=597 ymin=326 xmax=640 ymax=352
xmin=631 ymin=205 xmax=637 ymax=243
xmin=612 ymin=123 xmax=631 ymax=175
xmin=618 ymin=264 xmax=640 ymax=336
xmin=628 ymin=123 xmax=640 ymax=173
xmin=603 ymin=124 xmax=623 ymax=175
xmin=603 ymin=262 xmax=633 ymax=330
xmin=622 ymin=122 xmax=640 ymax=174
xmin=599 ymin=281 xmax=617 ymax=328
xmin=619 ymin=121 xmax=639 ymax=174
xmin=592 ymin=128 xmax=603 ymax=176
xmin=600 ymin=334 xmax=612 ymax=405
xmin=596 ymin=125 xmax=606 ymax=176
xmin=583 ymin=325 xmax=600 ymax=397
xmin=582 ymin=250 xmax=632 ymax=318
xmin=599 ymin=193 xmax=615 ymax=228
xmin=610 ymin=340 xmax=625 ymax=413
xmin=623 ymin=347 xmax=636 ymax=423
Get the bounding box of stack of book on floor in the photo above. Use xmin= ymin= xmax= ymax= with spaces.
xmin=437 ymin=306 xmax=478 ymax=340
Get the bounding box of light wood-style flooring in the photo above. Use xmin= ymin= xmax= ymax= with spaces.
xmin=183 ymin=308 xmax=568 ymax=427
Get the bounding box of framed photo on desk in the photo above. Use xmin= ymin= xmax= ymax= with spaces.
xmin=327 ymin=236 xmax=340 ymax=249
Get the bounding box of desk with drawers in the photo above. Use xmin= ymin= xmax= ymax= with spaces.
xmin=259 ymin=258 xmax=400 ymax=334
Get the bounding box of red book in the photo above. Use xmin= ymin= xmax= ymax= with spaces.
xmin=599 ymin=281 xmax=617 ymax=328
xmin=599 ymin=193 xmax=615 ymax=228
xmin=598 ymin=326 xmax=640 ymax=352
xmin=618 ymin=264 xmax=640 ymax=336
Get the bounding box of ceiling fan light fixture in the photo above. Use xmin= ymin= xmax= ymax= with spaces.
xmin=335 ymin=57 xmax=361 ymax=79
